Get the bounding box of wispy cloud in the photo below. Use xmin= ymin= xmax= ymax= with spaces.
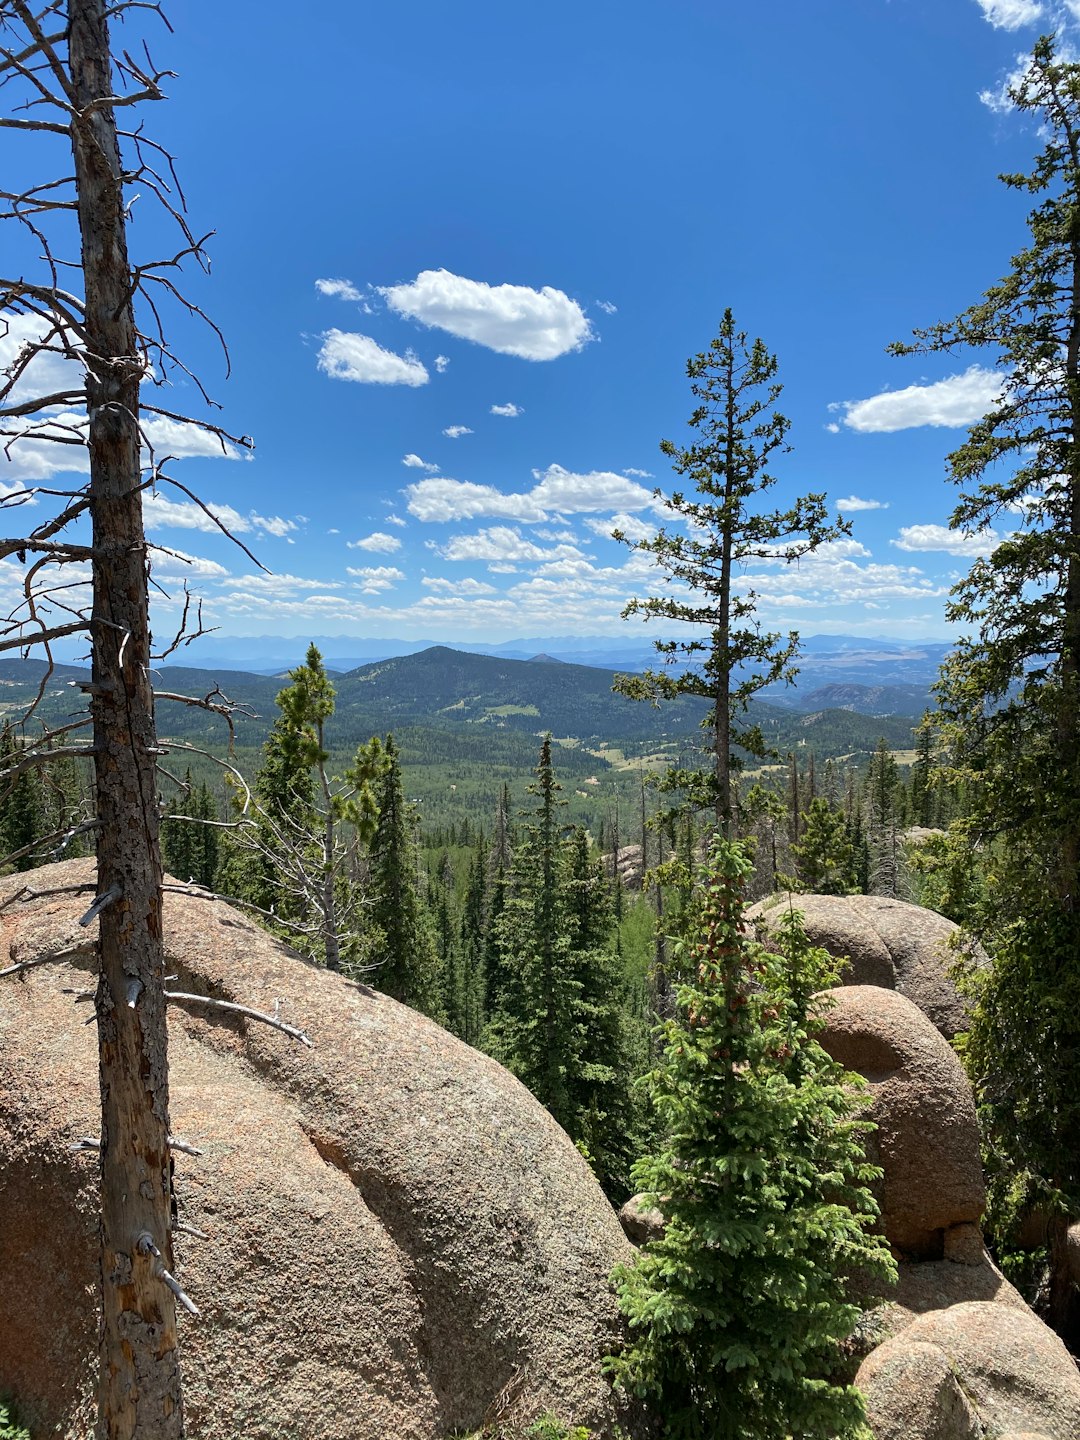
xmin=836 ymin=495 xmax=890 ymax=512
xmin=835 ymin=366 xmax=1002 ymax=433
xmin=380 ymin=268 xmax=594 ymax=361
xmin=421 ymin=575 xmax=497 ymax=595
xmin=402 ymin=453 xmax=439 ymax=472
xmin=490 ymin=402 xmax=523 ymax=418
xmin=974 ymin=0 xmax=1044 ymax=29
xmin=434 ymin=355 xmax=450 ymax=373
xmin=443 ymin=424 xmax=473 ymax=439
xmin=347 ymin=565 xmax=405 ymax=593
xmin=346 ymin=531 xmax=402 ymax=553
xmin=892 ymin=522 xmax=1003 ymax=557
xmin=317 ymin=330 xmax=428 ymax=387
xmin=315 ymin=277 xmax=363 ymax=302
xmin=143 ymin=495 xmax=297 ymax=538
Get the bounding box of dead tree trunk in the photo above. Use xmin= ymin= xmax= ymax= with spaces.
xmin=68 ymin=1 xmax=183 ymax=1433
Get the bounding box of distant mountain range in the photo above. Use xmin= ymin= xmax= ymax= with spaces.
xmin=0 ymin=644 xmax=922 ymax=763
xmin=146 ymin=631 xmax=949 ymax=710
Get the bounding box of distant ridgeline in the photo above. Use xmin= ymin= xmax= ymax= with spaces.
xmin=0 ymin=645 xmax=921 ymax=834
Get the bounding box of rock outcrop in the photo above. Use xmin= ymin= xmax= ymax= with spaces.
xmin=857 ymin=1302 xmax=1080 ymax=1440
xmin=0 ymin=860 xmax=632 ymax=1440
xmin=819 ymin=985 xmax=984 ymax=1257
xmin=748 ymin=892 xmax=978 ymax=1038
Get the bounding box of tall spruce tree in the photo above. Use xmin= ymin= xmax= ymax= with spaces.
xmin=792 ymin=796 xmax=855 ymax=895
xmin=607 ymin=838 xmax=894 ymax=1439
xmin=161 ymin=769 xmax=220 ymax=889
xmin=616 ymin=312 xmax=847 ymax=836
xmin=491 ymin=740 xmax=637 ymax=1194
xmin=367 ymin=736 xmax=440 ymax=1013
xmin=891 ymin=35 xmax=1080 ymax=1327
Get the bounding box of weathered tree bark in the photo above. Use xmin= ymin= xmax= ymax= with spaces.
xmin=68 ymin=1 xmax=184 ymax=1434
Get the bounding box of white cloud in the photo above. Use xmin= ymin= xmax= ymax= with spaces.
xmin=315 ymin=277 xmax=363 ymax=302
xmin=434 ymin=355 xmax=450 ymax=373
xmin=624 ymin=467 xmax=653 ymax=479
xmin=825 ymin=422 xmax=841 ymax=434
xmin=384 ymin=513 xmax=407 ymax=527
xmin=892 ymin=523 xmax=1003 ymax=557
xmin=437 ymin=525 xmax=584 ymax=565
xmin=837 ymin=366 xmax=1003 ymax=432
xmin=402 ymin=453 xmax=439 ymax=472
xmin=584 ymin=511 xmax=657 ymax=542
xmin=596 ymin=300 xmax=618 ymax=315
xmin=421 ymin=576 xmax=497 ymax=595
xmin=151 ymin=549 xmax=230 ymax=580
xmin=142 ymin=494 xmax=296 ymax=537
xmin=347 ymin=531 xmax=402 ymax=553
xmin=443 ymin=424 xmax=473 ymax=439
xmin=836 ymin=495 xmax=889 ymax=512
xmin=317 ymin=330 xmax=428 ymax=387
xmin=490 ymin=402 xmax=523 ymax=418
xmin=380 ymin=268 xmax=593 ymax=360
xmin=534 ymin=526 xmax=580 ymax=543
xmin=974 ymin=0 xmax=1044 ymax=28
xmin=347 ymin=565 xmax=404 ymax=593
xmin=404 ymin=463 xmax=656 ymax=524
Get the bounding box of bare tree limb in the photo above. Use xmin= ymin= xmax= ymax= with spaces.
xmin=164 ymin=990 xmax=314 ymax=1048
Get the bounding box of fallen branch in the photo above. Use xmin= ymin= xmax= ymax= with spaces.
xmin=164 ymin=989 xmax=313 ymax=1048
xmin=0 ymin=940 xmax=96 ymax=981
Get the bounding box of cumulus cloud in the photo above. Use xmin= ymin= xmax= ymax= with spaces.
xmin=490 ymin=402 xmax=523 ymax=418
xmin=379 ymin=268 xmax=593 ymax=360
xmin=404 ymin=463 xmax=656 ymax=524
xmin=347 ymin=565 xmax=404 ymax=593
xmin=836 ymin=366 xmax=1002 ymax=432
xmin=421 ymin=576 xmax=497 ymax=595
xmin=892 ymin=523 xmax=1003 ymax=557
xmin=315 ymin=278 xmax=363 ymax=302
xmin=347 ymin=531 xmax=402 ymax=553
xmin=584 ymin=511 xmax=657 ymax=542
xmin=150 ymin=549 xmax=230 ymax=580
xmin=443 ymin=424 xmax=473 ymax=439
xmin=142 ymin=495 xmax=296 ymax=537
xmin=436 ymin=525 xmax=584 ymax=565
xmin=836 ymin=495 xmax=889 ymax=512
xmin=402 ymin=453 xmax=439 ymax=471
xmin=434 ymin=355 xmax=450 ymax=373
xmin=974 ymin=0 xmax=1044 ymax=28
xmin=317 ymin=330 xmax=428 ymax=387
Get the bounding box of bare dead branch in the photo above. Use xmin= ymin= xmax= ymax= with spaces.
xmin=79 ymin=883 xmax=121 ymax=927
xmin=0 ymin=939 xmax=96 ymax=981
xmin=135 ymin=1232 xmax=199 ymax=1318
xmin=164 ymin=989 xmax=314 ymax=1048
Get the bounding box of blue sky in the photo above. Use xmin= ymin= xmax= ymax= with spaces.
xmin=3 ymin=0 xmax=1077 ymax=647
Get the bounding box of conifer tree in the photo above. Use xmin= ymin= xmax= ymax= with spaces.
xmin=618 ymin=312 xmax=847 ymax=835
xmin=218 ymin=649 xmax=385 ymax=968
xmin=0 ymin=725 xmax=44 ymax=872
xmin=367 ymin=736 xmax=440 ymax=1013
xmin=792 ymin=796 xmax=856 ymax=895
xmin=491 ymin=740 xmax=637 ymax=1193
xmin=864 ymin=740 xmax=901 ymax=898
xmin=607 ymin=838 xmax=894 ymax=1439
xmin=891 ymin=37 xmax=1080 ymax=1323
xmin=161 ymin=769 xmax=220 ymax=889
